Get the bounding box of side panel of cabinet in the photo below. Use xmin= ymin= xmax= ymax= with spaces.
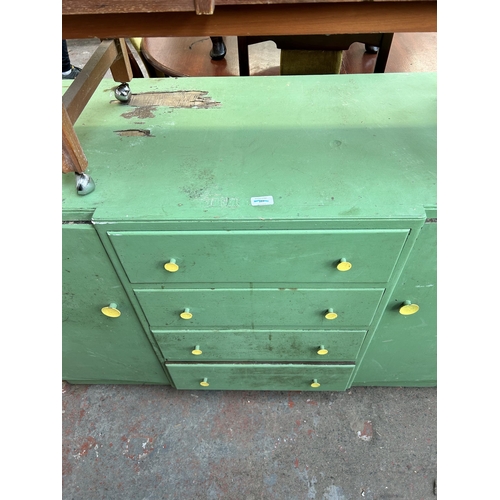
xmin=352 ymin=221 xmax=437 ymax=386
xmin=62 ymin=224 xmax=170 ymax=384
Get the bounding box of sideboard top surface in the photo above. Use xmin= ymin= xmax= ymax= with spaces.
xmin=62 ymin=72 xmax=436 ymax=223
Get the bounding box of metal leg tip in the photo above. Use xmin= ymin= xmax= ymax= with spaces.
xmin=115 ymin=83 xmax=131 ymax=103
xmin=75 ymin=173 xmax=95 ymax=196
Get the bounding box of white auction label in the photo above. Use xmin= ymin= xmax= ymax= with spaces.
xmin=251 ymin=196 xmax=274 ymax=206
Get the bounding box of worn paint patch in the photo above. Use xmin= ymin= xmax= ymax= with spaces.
xmin=114 ymin=129 xmax=154 ymax=137
xmin=120 ymin=91 xmax=220 ymax=120
xmin=121 ymin=105 xmax=157 ymax=119
xmin=130 ymin=90 xmax=220 ymax=109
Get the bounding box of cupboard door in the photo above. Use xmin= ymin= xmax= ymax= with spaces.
xmin=62 ymin=224 xmax=169 ymax=384
xmin=353 ymin=222 xmax=437 ymax=386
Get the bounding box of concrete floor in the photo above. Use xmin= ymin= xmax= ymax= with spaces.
xmin=62 ymin=383 xmax=436 ymax=499
xmin=62 ymin=39 xmax=437 ymax=499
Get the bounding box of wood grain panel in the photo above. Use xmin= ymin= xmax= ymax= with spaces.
xmin=63 ymin=0 xmax=434 ymax=15
xmin=63 ymin=3 xmax=437 ymax=39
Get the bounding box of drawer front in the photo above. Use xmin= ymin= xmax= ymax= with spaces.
xmin=166 ymin=363 xmax=354 ymax=391
xmin=136 ymin=288 xmax=384 ymax=328
xmin=109 ymin=229 xmax=408 ymax=284
xmin=153 ymin=329 xmax=366 ymax=362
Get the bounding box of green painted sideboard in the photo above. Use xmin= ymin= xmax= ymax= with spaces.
xmin=62 ymin=72 xmax=436 ymax=390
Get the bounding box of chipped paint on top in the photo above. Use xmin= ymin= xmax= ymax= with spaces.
xmin=114 ymin=129 xmax=154 ymax=137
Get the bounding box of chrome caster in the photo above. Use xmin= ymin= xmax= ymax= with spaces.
xmin=75 ymin=172 xmax=95 ymax=196
xmin=114 ymin=83 xmax=131 ymax=103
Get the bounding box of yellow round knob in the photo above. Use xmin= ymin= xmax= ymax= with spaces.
xmin=336 ymin=258 xmax=352 ymax=271
xmin=200 ymin=378 xmax=209 ymax=387
xmin=325 ymin=308 xmax=338 ymax=320
xmin=101 ymin=303 xmax=121 ymax=318
xmin=311 ymin=379 xmax=321 ymax=388
xmin=192 ymin=345 xmax=202 ymax=355
xmin=399 ymin=301 xmax=420 ymax=315
xmin=164 ymin=259 xmax=179 ymax=272
xmin=317 ymin=345 xmax=328 ymax=355
xmin=180 ymin=308 xmax=193 ymax=320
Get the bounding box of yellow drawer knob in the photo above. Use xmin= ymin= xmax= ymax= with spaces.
xmin=200 ymin=378 xmax=209 ymax=387
xmin=311 ymin=379 xmax=321 ymax=388
xmin=317 ymin=345 xmax=329 ymax=355
xmin=399 ymin=300 xmax=420 ymax=315
xmin=180 ymin=308 xmax=193 ymax=320
xmin=101 ymin=303 xmax=121 ymax=318
xmin=192 ymin=345 xmax=202 ymax=355
xmin=336 ymin=258 xmax=352 ymax=271
xmin=164 ymin=259 xmax=179 ymax=272
xmin=325 ymin=308 xmax=338 ymax=320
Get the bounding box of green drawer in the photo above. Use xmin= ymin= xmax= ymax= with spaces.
xmin=153 ymin=329 xmax=366 ymax=362
xmin=108 ymin=229 xmax=408 ymax=284
xmin=166 ymin=363 xmax=354 ymax=391
xmin=135 ymin=287 xmax=384 ymax=328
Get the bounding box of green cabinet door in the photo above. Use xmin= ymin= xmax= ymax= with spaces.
xmin=62 ymin=223 xmax=169 ymax=384
xmin=353 ymin=221 xmax=437 ymax=386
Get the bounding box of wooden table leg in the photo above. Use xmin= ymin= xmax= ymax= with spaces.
xmin=62 ymin=39 xmax=134 ymax=194
xmin=373 ymin=33 xmax=394 ymax=73
xmin=237 ymin=36 xmax=250 ymax=76
xmin=110 ymin=38 xmax=134 ymax=82
xmin=63 ymin=39 xmax=129 ymax=123
xmin=62 ymin=104 xmax=87 ymax=174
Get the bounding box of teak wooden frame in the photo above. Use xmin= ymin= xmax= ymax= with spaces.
xmin=62 ymin=39 xmax=133 ymax=173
